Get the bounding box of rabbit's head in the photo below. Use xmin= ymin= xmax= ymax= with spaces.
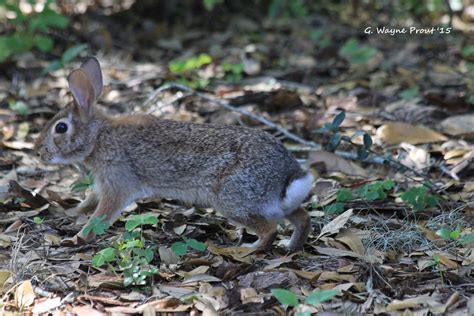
xmin=35 ymin=57 xmax=104 ymax=164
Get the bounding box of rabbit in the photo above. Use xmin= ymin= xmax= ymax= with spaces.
xmin=34 ymin=57 xmax=314 ymax=252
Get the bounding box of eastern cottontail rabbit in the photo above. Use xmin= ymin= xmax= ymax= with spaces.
xmin=35 ymin=57 xmax=313 ymax=252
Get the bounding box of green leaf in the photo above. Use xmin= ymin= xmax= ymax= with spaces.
xmin=363 ymin=133 xmax=373 ymax=149
xmin=169 ymin=53 xmax=212 ymax=74
xmin=62 ymin=44 xmax=88 ymax=63
xmin=125 ymin=213 xmax=158 ymax=231
xmin=83 ymin=214 xmax=110 ymax=237
xmin=324 ymin=202 xmax=345 ymax=215
xmin=0 ymin=36 xmax=13 ymax=61
xmin=467 ymin=95 xmax=474 ymax=105
xmin=436 ymin=228 xmax=452 ymax=240
xmin=336 ymin=188 xmax=353 ymax=202
xmin=184 ymin=237 xmax=207 ymax=252
xmin=399 ymin=86 xmax=419 ymax=100
xmin=327 ymin=133 xmax=341 ymax=151
xmin=92 ymin=247 xmax=116 ymax=267
xmin=35 ymin=35 xmax=54 ymax=52
xmin=460 ymin=233 xmax=474 ymax=245
xmin=171 ymin=242 xmax=188 ymax=256
xmin=144 ymin=248 xmax=155 ymax=263
xmin=28 ymin=9 xmax=68 ymax=32
xmin=382 ymin=179 xmax=394 ymax=190
xmin=70 ymin=172 xmax=94 ymax=192
xmin=203 ymin=0 xmax=223 ymax=11
xmin=9 ymin=100 xmax=29 ymax=116
xmin=339 ymin=38 xmax=378 ymax=64
xmin=449 ymin=230 xmax=460 ymax=239
xmin=356 ymin=147 xmax=369 ymax=160
xmin=271 ymin=288 xmax=299 ymax=307
xmin=461 ymin=45 xmax=474 ymax=58
xmin=42 ymin=60 xmax=63 ymax=75
xmin=332 ymin=111 xmax=345 ymax=128
xmin=304 ymin=289 xmax=338 ymax=305
xmin=33 ymin=217 xmax=44 ymax=224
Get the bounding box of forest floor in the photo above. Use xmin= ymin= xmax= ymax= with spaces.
xmin=0 ymin=3 xmax=473 ymax=315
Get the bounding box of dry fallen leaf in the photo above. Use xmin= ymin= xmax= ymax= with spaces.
xmin=317 ymin=209 xmax=353 ymax=240
xmin=440 ymin=114 xmax=474 ymax=140
xmin=336 ymin=228 xmax=366 ymax=256
xmin=14 ymin=280 xmax=35 ymax=309
xmin=376 ymin=122 xmax=447 ymax=145
xmin=308 ymin=151 xmax=368 ymax=177
xmin=31 ymin=297 xmax=62 ymax=314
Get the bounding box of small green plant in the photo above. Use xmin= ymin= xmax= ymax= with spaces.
xmin=356 ymin=179 xmax=394 ymax=201
xmin=461 ymin=45 xmax=474 ymax=59
xmin=14 ymin=197 xmax=26 ymax=204
xmin=309 ymin=29 xmax=331 ymax=49
xmin=460 ymin=233 xmax=474 ymax=245
xmin=339 ymin=38 xmax=379 ymax=64
xmin=436 ymin=227 xmax=461 ymax=240
xmin=271 ymin=288 xmax=338 ymax=315
xmin=320 ymin=180 xmax=393 ymax=214
xmin=70 ymin=171 xmax=94 ymax=193
xmin=8 ymin=100 xmax=29 ymax=116
xmin=202 ymin=0 xmax=223 ymax=11
xmin=171 ymin=236 xmax=207 ymax=256
xmin=33 ymin=216 xmax=44 ymax=225
xmin=42 ymin=43 xmax=88 ymax=74
xmin=400 ymin=186 xmax=438 ymax=212
xmin=0 ymin=0 xmax=69 ymax=62
xmin=221 ymin=62 xmax=244 ymax=82
xmin=322 ymin=187 xmax=352 ymax=214
xmin=83 ymin=214 xmax=110 ymax=237
xmin=168 ymin=53 xmax=213 ymax=89
xmin=429 ymin=253 xmax=446 ymax=284
xmin=92 ymin=213 xmax=159 ymax=286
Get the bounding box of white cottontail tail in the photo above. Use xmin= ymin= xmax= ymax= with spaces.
xmin=35 ymin=57 xmax=314 ymax=252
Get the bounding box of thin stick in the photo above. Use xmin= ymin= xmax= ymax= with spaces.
xmin=149 ymin=83 xmax=320 ymax=148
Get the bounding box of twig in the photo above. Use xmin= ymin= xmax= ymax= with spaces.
xmin=149 ymin=83 xmax=319 ymax=148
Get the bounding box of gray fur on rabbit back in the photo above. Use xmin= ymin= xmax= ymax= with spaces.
xmin=87 ymin=116 xmax=312 ymax=221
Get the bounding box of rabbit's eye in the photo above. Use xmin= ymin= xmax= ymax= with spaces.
xmin=55 ymin=122 xmax=68 ymax=134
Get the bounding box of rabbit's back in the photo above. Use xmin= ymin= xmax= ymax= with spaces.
xmin=88 ymin=117 xmax=303 ymax=214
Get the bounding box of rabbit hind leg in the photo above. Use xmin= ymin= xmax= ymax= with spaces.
xmin=240 ymin=217 xmax=278 ymax=252
xmin=283 ymin=207 xmax=311 ymax=251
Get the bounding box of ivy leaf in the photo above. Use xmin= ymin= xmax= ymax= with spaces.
xmin=271 ymin=288 xmax=299 ymax=307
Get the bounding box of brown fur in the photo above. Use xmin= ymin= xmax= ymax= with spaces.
xmin=35 ymin=57 xmax=314 ymax=252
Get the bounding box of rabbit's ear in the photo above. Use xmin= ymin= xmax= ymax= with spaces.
xmin=79 ymin=57 xmax=103 ymax=99
xmin=68 ymin=69 xmax=95 ymax=115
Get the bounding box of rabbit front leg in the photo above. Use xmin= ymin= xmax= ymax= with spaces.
xmin=61 ymin=189 xmax=128 ymax=246
xmin=65 ymin=190 xmax=99 ymax=216
xmin=76 ymin=192 xmax=128 ymax=241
